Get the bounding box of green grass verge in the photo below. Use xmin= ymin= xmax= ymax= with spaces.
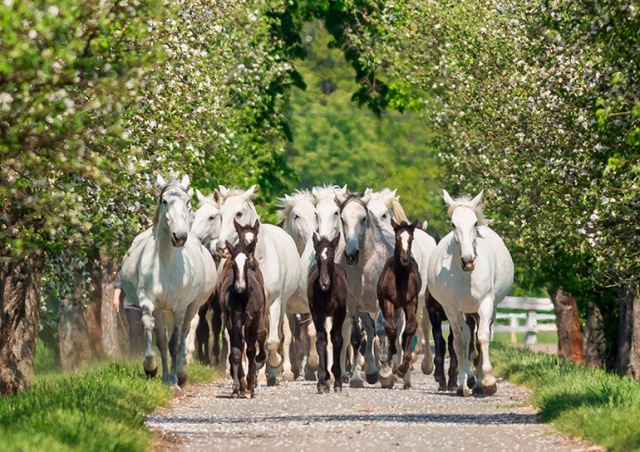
xmin=492 ymin=330 xmax=558 ymax=344
xmin=0 ymin=359 xmax=219 ymax=452
xmin=492 ymin=343 xmax=640 ymax=451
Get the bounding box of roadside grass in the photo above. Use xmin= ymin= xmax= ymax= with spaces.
xmin=0 ymin=357 xmax=219 ymax=452
xmin=492 ymin=343 xmax=640 ymax=451
xmin=492 ymin=330 xmax=557 ymax=344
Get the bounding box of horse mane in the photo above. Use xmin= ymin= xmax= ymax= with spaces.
xmin=196 ymin=193 xmax=219 ymax=209
xmin=313 ymin=184 xmax=342 ymax=202
xmin=219 ymin=187 xmax=251 ymax=202
xmin=446 ymin=196 xmax=486 ymax=224
xmin=374 ymin=188 xmax=409 ymax=223
xmin=276 ymin=189 xmax=314 ymax=222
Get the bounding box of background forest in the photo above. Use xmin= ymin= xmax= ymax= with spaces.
xmin=1 ymin=0 xmax=639 ymax=395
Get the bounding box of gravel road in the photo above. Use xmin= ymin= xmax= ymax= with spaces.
xmin=147 ymin=361 xmax=599 ymax=452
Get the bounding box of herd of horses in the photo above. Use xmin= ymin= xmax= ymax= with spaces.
xmin=120 ymin=175 xmax=514 ymax=398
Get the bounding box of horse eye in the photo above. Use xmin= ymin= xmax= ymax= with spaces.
xmin=209 ymin=215 xmax=216 ymax=220
xmin=451 ymin=222 xmax=456 ymax=229
xmin=294 ymin=214 xmax=300 ymax=220
xmin=474 ymin=221 xmax=478 ymax=227
xmin=236 ymin=212 xmax=242 ymax=218
xmin=334 ymin=212 xmax=339 ymax=217
xmin=162 ymin=199 xmax=168 ymax=205
xmin=381 ymin=214 xmax=387 ymax=220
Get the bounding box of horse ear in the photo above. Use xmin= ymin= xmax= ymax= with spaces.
xmin=391 ymin=218 xmax=399 ymax=229
xmin=361 ymin=190 xmax=372 ymax=205
xmin=311 ymin=187 xmax=319 ymax=198
xmin=180 ymin=175 xmax=190 ymax=189
xmin=196 ymin=189 xmax=206 ymax=203
xmin=187 ymin=188 xmax=194 ymax=199
xmin=252 ymin=219 xmax=259 ymax=232
xmin=218 ymin=185 xmax=229 ymax=197
xmin=422 ymin=220 xmax=429 ymax=231
xmin=339 ymin=184 xmax=348 ymax=196
xmin=233 ymin=218 xmax=242 ymax=233
xmin=225 ymin=241 xmax=235 ymax=255
xmin=245 ymin=185 xmax=257 ymax=199
xmin=213 ymin=188 xmax=222 ymax=204
xmin=442 ymin=189 xmax=455 ymax=207
xmin=410 ymin=219 xmax=419 ymax=229
xmin=471 ymin=190 xmax=484 ymax=208
xmin=335 ymin=192 xmax=347 ymax=205
xmin=312 ymin=231 xmax=320 ymax=248
xmin=156 ymin=174 xmax=166 ymax=189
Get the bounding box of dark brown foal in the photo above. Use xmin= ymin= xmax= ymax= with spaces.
xmin=377 ymin=219 xmax=422 ymax=389
xmin=219 ymin=238 xmax=267 ymax=398
xmin=308 ymin=233 xmax=348 ymax=394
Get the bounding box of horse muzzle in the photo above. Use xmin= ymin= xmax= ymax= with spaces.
xmin=171 ymin=232 xmax=188 ymax=247
xmin=344 ymin=249 xmax=359 ymax=265
xmin=461 ymin=257 xmax=476 ymax=272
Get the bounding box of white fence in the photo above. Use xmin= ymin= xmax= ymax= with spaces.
xmin=436 ymin=296 xmax=557 ymax=345
xmin=494 ymin=296 xmax=557 ymax=345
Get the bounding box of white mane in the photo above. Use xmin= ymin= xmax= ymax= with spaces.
xmin=276 ymin=189 xmax=314 ymax=222
xmin=446 ymin=195 xmax=486 ymax=225
xmin=313 ymin=184 xmax=346 ymax=202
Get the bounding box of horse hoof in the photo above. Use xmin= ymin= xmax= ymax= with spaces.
xmin=350 ymin=379 xmax=364 ymax=389
xmin=145 ymin=366 xmax=158 ymax=378
xmin=447 ymin=384 xmax=458 ymax=392
xmin=177 ymin=373 xmax=188 ymax=388
xmin=282 ymin=371 xmax=295 ymax=382
xmin=456 ymin=387 xmax=471 ymax=397
xmin=267 ymin=376 xmax=278 ymax=387
xmin=334 ymin=385 xmax=342 ymax=393
xmin=366 ymin=372 xmax=379 ymax=385
xmin=340 ymin=375 xmax=350 ymax=384
xmin=257 ymin=373 xmax=267 ymax=385
xmin=232 ymin=392 xmax=239 ymax=399
xmin=467 ymin=376 xmax=477 ymax=389
xmin=306 ymin=359 xmax=319 ymax=373
xmin=305 ymin=371 xmax=317 ymax=382
xmin=245 ymin=390 xmax=254 ymax=399
xmin=438 ymin=385 xmax=447 ymax=392
xmin=380 ymin=378 xmax=394 ymax=389
xmin=421 ymin=360 xmax=434 ymax=375
xmin=403 ymin=383 xmax=412 ymax=390
xmin=482 ymin=383 xmax=497 ymax=396
xmin=170 ymin=385 xmax=182 ymax=396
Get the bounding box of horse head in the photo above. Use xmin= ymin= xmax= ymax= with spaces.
xmin=226 ymin=239 xmax=256 ymax=294
xmin=312 ymin=232 xmax=340 ymax=291
xmin=155 ymin=174 xmax=193 ymax=248
xmin=191 ymin=189 xmax=221 ymax=255
xmin=392 ymin=219 xmax=418 ymax=266
xmin=443 ymin=189 xmax=484 ymax=272
xmin=278 ymin=190 xmax=317 ymax=249
xmin=339 ymin=191 xmax=372 ymax=265
xmin=314 ymin=185 xmax=346 ymax=242
xmin=215 ymin=185 xmax=260 ymax=258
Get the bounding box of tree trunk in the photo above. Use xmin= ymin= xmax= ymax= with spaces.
xmin=548 ymin=288 xmax=584 ymax=365
xmin=0 ymin=256 xmax=41 ymax=395
xmin=58 ymin=300 xmax=94 ymax=372
xmin=86 ymin=249 xmax=103 ymax=359
xmin=615 ymin=286 xmax=640 ymax=380
xmin=582 ymin=301 xmax=606 ymax=368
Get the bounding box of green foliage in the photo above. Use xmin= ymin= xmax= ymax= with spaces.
xmin=285 ymin=22 xmax=448 ymax=232
xmin=0 ymin=361 xmax=173 ymax=451
xmin=493 ymin=344 xmax=640 ymax=451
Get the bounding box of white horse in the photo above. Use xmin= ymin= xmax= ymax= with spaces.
xmin=338 ymin=191 xmax=393 ymax=388
xmin=277 ymin=189 xmax=320 ymax=379
xmin=121 ymin=174 xmax=217 ymax=387
xmin=366 ymin=188 xmax=436 ymax=377
xmin=427 ymin=190 xmax=514 ymax=396
xmin=215 ymin=185 xmax=302 ymax=385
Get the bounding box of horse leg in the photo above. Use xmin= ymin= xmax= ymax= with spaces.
xmin=398 ymin=303 xmax=417 ymax=390
xmin=467 ymin=314 xmax=479 ymax=368
xmin=195 ymin=299 xmax=211 ymax=365
xmin=392 ymin=309 xmax=405 ymax=374
xmin=379 ymin=303 xmax=396 ymax=389
xmin=139 ymin=300 xmax=158 ymax=378
xmin=339 ymin=313 xmax=352 ymax=384
xmin=473 ymin=303 xmax=497 ymax=396
xmin=446 ymin=326 xmax=460 ymax=391
xmin=412 ymin=299 xmax=424 ymax=364
xmin=326 ymin=311 xmax=342 ymax=392
xmin=176 ymin=301 xmax=202 ymax=387
xmin=349 ymin=313 xmax=365 ymax=388
xmin=420 ymin=300 xmax=434 ymax=375
xmin=312 ymin=310 xmax=330 ymax=394
xmin=152 ymin=311 xmax=173 ymax=385
xmin=449 ymin=313 xmax=473 ymax=397
xmin=430 ymin=307 xmax=447 ymax=391
xmin=229 ymin=321 xmax=243 ymax=398
xmin=304 ymin=313 xmax=319 ymax=376
xmin=361 ymin=312 xmax=379 ymax=385
xmin=245 ymin=324 xmax=258 ymax=399
xmin=211 ymin=293 xmax=224 ymax=368
xmin=281 ymin=314 xmax=295 ymax=381
xmin=265 ymin=298 xmax=285 ymax=386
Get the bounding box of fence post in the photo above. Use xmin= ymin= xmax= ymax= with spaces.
xmin=525 ymin=309 xmax=537 ymax=345
xmin=510 ymin=316 xmax=518 ymax=344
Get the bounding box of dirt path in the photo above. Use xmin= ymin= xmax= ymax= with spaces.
xmin=147 ymin=359 xmax=599 ymax=452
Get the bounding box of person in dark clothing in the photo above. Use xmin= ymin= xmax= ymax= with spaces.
xmin=113 ymin=273 xmax=146 ymax=357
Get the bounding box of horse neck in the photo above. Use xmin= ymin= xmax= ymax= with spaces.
xmin=392 ymin=246 xmax=412 ymax=278
xmin=153 ymin=217 xmax=180 ymax=264
xmin=363 ymin=214 xmax=387 ymax=260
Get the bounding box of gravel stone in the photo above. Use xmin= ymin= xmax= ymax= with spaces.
xmin=147 ymin=360 xmax=601 ymax=451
